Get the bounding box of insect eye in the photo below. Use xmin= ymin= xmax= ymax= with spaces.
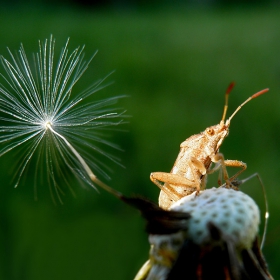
xmin=207 ymin=128 xmax=214 ymax=136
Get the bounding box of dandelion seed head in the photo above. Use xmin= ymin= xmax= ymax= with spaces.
xmin=171 ymin=188 xmax=260 ymax=248
xmin=0 ymin=35 xmax=126 ymax=202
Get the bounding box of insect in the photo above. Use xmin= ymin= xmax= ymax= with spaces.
xmin=150 ymin=83 xmax=269 ymax=209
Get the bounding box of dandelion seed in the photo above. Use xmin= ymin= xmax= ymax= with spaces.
xmin=0 ymin=35 xmax=125 ymax=203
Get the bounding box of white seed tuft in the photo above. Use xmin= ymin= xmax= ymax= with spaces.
xmin=0 ymin=36 xmax=125 ymax=202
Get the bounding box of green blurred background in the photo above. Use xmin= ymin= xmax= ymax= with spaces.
xmin=0 ymin=1 xmax=280 ymax=279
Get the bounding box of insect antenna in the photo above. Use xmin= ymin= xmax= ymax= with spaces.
xmin=221 ymin=82 xmax=235 ymax=122
xmin=227 ymin=88 xmax=269 ymax=124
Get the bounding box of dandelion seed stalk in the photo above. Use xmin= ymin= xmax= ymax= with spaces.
xmin=46 ymin=122 xmax=123 ymax=198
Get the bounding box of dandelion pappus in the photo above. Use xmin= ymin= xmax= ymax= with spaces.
xmin=0 ymin=35 xmax=126 ymax=202
xmin=150 ymin=83 xmax=269 ymax=209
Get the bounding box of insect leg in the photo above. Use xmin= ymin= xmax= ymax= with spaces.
xmin=224 ymin=159 xmax=247 ymax=183
xmin=207 ymin=162 xmax=221 ymax=175
xmin=212 ymin=153 xmax=247 ymax=187
xmin=150 ymin=172 xmax=198 ymax=201
xmin=211 ymin=152 xmax=231 ymax=186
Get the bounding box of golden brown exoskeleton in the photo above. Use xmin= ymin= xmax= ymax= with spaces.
xmin=150 ymin=84 xmax=268 ymax=209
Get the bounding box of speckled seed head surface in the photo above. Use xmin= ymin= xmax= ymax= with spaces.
xmin=170 ymin=187 xmax=260 ymax=249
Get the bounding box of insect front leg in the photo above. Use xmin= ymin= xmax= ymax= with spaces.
xmin=211 ymin=153 xmax=247 ymax=188
xmin=224 ymin=159 xmax=247 ymax=183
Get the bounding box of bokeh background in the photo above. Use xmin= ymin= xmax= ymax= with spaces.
xmin=0 ymin=1 xmax=280 ymax=279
